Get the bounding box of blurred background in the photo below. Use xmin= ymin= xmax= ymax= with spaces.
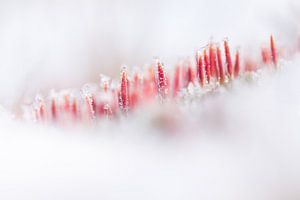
xmin=1 ymin=1 xmax=300 ymax=200
xmin=0 ymin=0 xmax=299 ymax=108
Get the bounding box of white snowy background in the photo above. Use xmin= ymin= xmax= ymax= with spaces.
xmin=0 ymin=0 xmax=300 ymax=199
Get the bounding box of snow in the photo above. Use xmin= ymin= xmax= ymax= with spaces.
xmin=0 ymin=0 xmax=300 ymax=199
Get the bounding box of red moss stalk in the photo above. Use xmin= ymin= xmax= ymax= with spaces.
xmin=217 ymin=46 xmax=225 ymax=84
xmin=173 ymin=65 xmax=181 ymax=97
xmin=120 ymin=68 xmax=129 ymax=113
xmin=34 ymin=96 xmax=47 ymax=121
xmin=85 ymin=95 xmax=95 ymax=119
xmin=209 ymin=44 xmax=218 ymax=78
xmin=197 ymin=53 xmax=206 ymax=87
xmin=51 ymin=98 xmax=57 ymax=120
xmin=261 ymin=47 xmax=271 ymax=64
xmin=224 ymin=40 xmax=233 ymax=79
xmin=203 ymin=49 xmax=211 ymax=84
xmin=270 ymin=35 xmax=278 ymax=66
xmin=72 ymin=99 xmax=78 ymax=119
xmin=157 ymin=61 xmax=168 ymax=99
xmin=131 ymin=72 xmax=140 ymax=108
xmin=143 ymin=66 xmax=157 ymax=99
xmin=38 ymin=102 xmax=46 ymax=121
xmin=187 ymin=61 xmax=195 ymax=85
xmin=64 ymin=95 xmax=70 ymax=112
xmin=91 ymin=95 xmax=97 ymax=116
xmin=181 ymin=66 xmax=187 ymax=87
xmin=133 ymin=72 xmax=140 ymax=89
xmin=234 ymin=50 xmax=240 ymax=78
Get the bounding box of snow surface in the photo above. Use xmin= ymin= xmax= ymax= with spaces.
xmin=0 ymin=0 xmax=300 ymax=199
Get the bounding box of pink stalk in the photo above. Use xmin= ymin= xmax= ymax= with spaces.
xmin=72 ymin=99 xmax=78 ymax=119
xmin=203 ymin=49 xmax=211 ymax=84
xmin=224 ymin=40 xmax=233 ymax=79
xmin=131 ymin=72 xmax=140 ymax=108
xmin=234 ymin=50 xmax=240 ymax=78
xmin=143 ymin=66 xmax=157 ymax=99
xmin=39 ymin=102 xmax=46 ymax=121
xmin=173 ymin=65 xmax=181 ymax=97
xmin=85 ymin=95 xmax=95 ymax=119
xmin=187 ymin=61 xmax=195 ymax=85
xmin=209 ymin=44 xmax=218 ymax=78
xmin=157 ymin=61 xmax=168 ymax=99
xmin=182 ymin=66 xmax=188 ymax=87
xmin=197 ymin=53 xmax=206 ymax=87
xmin=51 ymin=98 xmax=57 ymax=120
xmin=217 ymin=46 xmax=225 ymax=84
xmin=261 ymin=47 xmax=271 ymax=64
xmin=270 ymin=35 xmax=278 ymax=66
xmin=91 ymin=95 xmax=97 ymax=116
xmin=64 ymin=95 xmax=70 ymax=112
xmin=120 ymin=68 xmax=129 ymax=113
